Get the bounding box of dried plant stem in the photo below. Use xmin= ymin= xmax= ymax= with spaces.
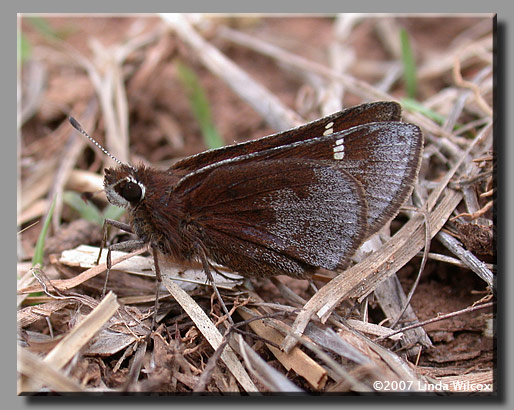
xmin=376 ymin=302 xmax=494 ymax=342
xmin=161 ymin=275 xmax=258 ymax=392
xmin=436 ymin=231 xmax=494 ymax=288
xmin=162 ymin=14 xmax=302 ymax=132
xmin=217 ymin=24 xmax=448 ymax=139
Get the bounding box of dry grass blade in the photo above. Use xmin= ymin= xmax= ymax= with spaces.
xmin=237 ymin=306 xmax=328 ymax=390
xmin=161 ymin=275 xmax=258 ymax=393
xmin=17 ymin=247 xmax=148 ymax=294
xmin=19 ymin=292 xmax=119 ymax=393
xmin=235 ymin=334 xmax=303 ymax=392
xmin=161 ymin=14 xmax=302 ymax=131
xmin=18 ymin=347 xmax=85 ymax=393
xmin=345 ymin=319 xmax=404 ymax=341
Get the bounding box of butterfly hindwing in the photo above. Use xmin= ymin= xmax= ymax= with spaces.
xmin=177 ymin=159 xmax=368 ymax=277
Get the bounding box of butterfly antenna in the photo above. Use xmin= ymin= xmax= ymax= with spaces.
xmin=69 ymin=116 xmax=126 ymax=167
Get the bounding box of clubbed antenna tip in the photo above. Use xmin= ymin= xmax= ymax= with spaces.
xmin=68 ymin=115 xmax=126 ymax=168
xmin=69 ymin=116 xmax=82 ymax=131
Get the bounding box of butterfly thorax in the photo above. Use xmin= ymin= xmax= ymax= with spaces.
xmin=104 ymin=164 xmax=195 ymax=262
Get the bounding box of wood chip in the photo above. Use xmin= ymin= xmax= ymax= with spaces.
xmin=238 ymin=307 xmax=328 ymax=390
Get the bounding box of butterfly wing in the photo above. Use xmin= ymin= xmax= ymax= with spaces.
xmin=176 ymin=121 xmax=423 ymax=241
xmin=176 ymin=159 xmax=368 ymax=278
xmin=260 ymin=122 xmax=424 ymax=236
xmin=327 ymin=122 xmax=423 ymax=236
xmin=171 ymin=101 xmax=401 ymax=173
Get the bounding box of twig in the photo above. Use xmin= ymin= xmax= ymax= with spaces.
xmin=376 ymin=302 xmax=494 ymax=342
xmin=193 ymin=330 xmax=231 ymax=392
xmin=413 ymin=251 xmax=495 ymax=271
xmin=389 ymin=206 xmax=431 ymax=329
xmin=436 ymin=231 xmax=494 ymax=289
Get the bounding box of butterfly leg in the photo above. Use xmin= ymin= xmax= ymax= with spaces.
xmin=150 ymin=247 xmax=162 ymax=332
xmin=96 ymin=218 xmax=134 ymax=265
xmin=102 ymin=239 xmax=147 ymax=297
xmin=195 ymin=243 xmax=234 ymax=325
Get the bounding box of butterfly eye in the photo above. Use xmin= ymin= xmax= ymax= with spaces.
xmin=120 ymin=181 xmax=143 ymax=203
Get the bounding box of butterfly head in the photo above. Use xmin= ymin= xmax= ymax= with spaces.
xmin=104 ymin=165 xmax=146 ymax=209
xmin=67 ymin=117 xmax=147 ymax=209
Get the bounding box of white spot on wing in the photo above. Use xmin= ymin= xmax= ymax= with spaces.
xmin=333 ymin=137 xmax=345 ymax=160
xmin=323 ymin=121 xmax=335 ymax=136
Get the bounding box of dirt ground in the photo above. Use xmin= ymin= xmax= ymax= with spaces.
xmin=18 ymin=14 xmax=495 ymax=394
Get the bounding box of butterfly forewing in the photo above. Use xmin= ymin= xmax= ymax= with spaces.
xmin=262 ymin=121 xmax=423 ymax=235
xmin=171 ymin=101 xmax=402 ymax=173
xmin=328 ymin=122 xmax=423 ymax=235
xmin=177 ymin=159 xmax=368 ymax=278
xmin=174 ymin=121 xmax=422 ymax=240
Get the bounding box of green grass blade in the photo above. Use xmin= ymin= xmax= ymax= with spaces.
xmin=176 ymin=61 xmax=225 ymax=149
xmin=26 ymin=16 xmax=74 ymax=40
xmin=401 ymin=97 xmax=464 ymax=132
xmin=400 ymin=28 xmax=417 ymax=99
xmin=63 ymin=191 xmax=104 ymax=226
xmin=31 ymin=196 xmax=56 ymax=266
xmin=26 ymin=16 xmax=60 ymax=40
xmin=401 ymin=98 xmax=446 ymax=124
xmin=18 ymin=33 xmax=31 ymax=67
xmin=103 ymin=204 xmax=126 ymax=221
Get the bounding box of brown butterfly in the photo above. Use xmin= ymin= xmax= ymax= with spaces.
xmin=70 ymin=101 xmax=423 ymax=320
